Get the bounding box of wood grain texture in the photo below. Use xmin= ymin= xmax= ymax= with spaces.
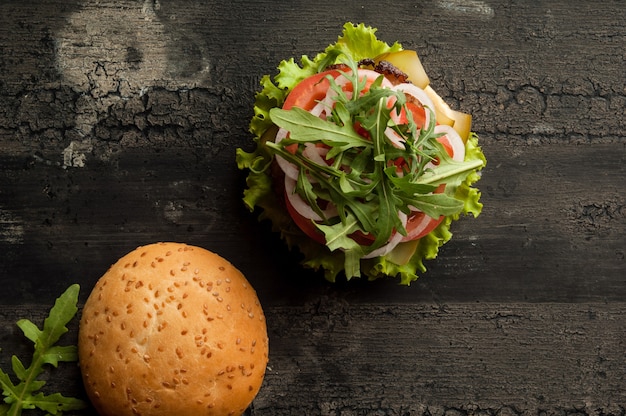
xmin=1 ymin=301 xmax=624 ymax=415
xmin=0 ymin=0 xmax=624 ymax=414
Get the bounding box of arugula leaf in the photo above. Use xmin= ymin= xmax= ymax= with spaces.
xmin=270 ymin=107 xmax=370 ymax=151
xmin=0 ymin=284 xmax=87 ymax=416
xmin=315 ymin=214 xmax=365 ymax=279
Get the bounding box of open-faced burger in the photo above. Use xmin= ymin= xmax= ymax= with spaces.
xmin=237 ymin=23 xmax=486 ymax=284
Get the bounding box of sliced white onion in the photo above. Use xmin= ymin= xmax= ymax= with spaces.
xmin=361 ymin=211 xmax=408 ymax=259
xmin=334 ymin=69 xmax=394 ymax=96
xmin=393 ymin=83 xmax=435 ymax=129
xmin=284 ymin=176 xmax=337 ymax=222
xmin=302 ymin=143 xmax=328 ymax=167
xmin=319 ymin=84 xmax=339 ymax=118
xmin=400 ymin=208 xmax=435 ymax=242
xmin=434 ymin=124 xmax=465 ymax=162
xmin=274 ymin=126 xmax=288 ymax=143
xmin=423 ymin=124 xmax=467 ymax=170
xmin=273 ymin=128 xmax=300 ymax=181
xmin=309 ymin=100 xmax=327 ymax=118
xmin=385 ymin=126 xmax=406 ymax=149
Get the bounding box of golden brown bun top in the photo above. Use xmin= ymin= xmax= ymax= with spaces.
xmin=78 ymin=242 xmax=268 ymax=416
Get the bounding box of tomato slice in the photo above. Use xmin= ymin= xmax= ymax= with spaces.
xmin=284 ymin=190 xmax=326 ymax=245
xmin=283 ymin=68 xmax=392 ymax=112
xmin=397 ymin=101 xmax=426 ymax=128
xmin=402 ymin=211 xmax=444 ymax=242
xmin=283 ymin=69 xmax=341 ymax=111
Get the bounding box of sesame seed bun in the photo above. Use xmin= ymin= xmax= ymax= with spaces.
xmin=78 ymin=242 xmax=268 ymax=416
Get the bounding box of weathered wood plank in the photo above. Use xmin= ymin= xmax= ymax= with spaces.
xmin=1 ymin=302 xmax=624 ymax=415
xmin=1 ymin=1 xmax=625 ymax=151
xmin=258 ymin=301 xmax=626 ymax=415
xmin=1 ymin=141 xmax=624 ymax=306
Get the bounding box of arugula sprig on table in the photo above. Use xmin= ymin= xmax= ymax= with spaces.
xmin=266 ymin=56 xmax=482 ymax=277
xmin=0 ymin=284 xmax=87 ymax=416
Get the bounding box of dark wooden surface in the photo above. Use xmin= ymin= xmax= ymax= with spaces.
xmin=1 ymin=1 xmax=625 ymax=415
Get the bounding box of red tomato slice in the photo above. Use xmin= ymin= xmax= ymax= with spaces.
xmin=284 ymin=190 xmax=326 ymax=245
xmin=397 ymin=101 xmax=427 ymax=128
xmin=402 ymin=211 xmax=444 ymax=242
xmin=283 ymin=69 xmax=341 ymax=111
xmin=283 ymin=68 xmax=391 ymax=112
